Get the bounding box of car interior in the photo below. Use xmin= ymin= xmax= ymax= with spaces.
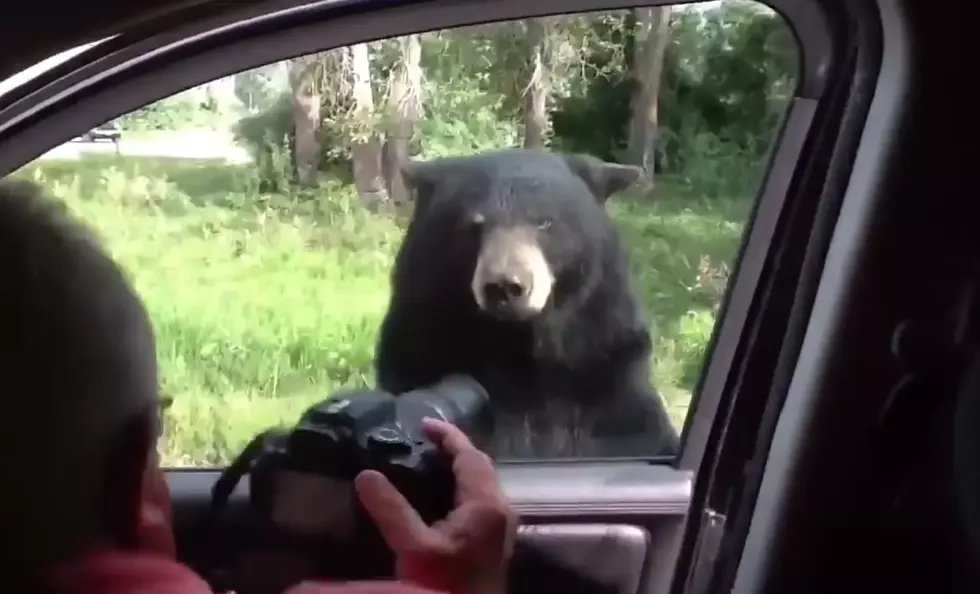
xmin=0 ymin=0 xmax=971 ymax=593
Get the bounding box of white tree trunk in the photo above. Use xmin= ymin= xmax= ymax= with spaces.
xmin=348 ymin=42 xmax=388 ymax=207
xmin=522 ymin=18 xmax=551 ymax=149
xmin=384 ymin=34 xmax=423 ymax=205
xmin=626 ymin=6 xmax=671 ymax=190
xmin=289 ymin=56 xmax=321 ymax=186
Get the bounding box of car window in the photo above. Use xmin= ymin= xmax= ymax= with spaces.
xmin=11 ymin=0 xmax=799 ymax=467
xmin=0 ymin=38 xmax=114 ymax=99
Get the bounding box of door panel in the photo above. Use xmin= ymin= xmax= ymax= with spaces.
xmin=512 ymin=524 xmax=652 ymax=594
xmin=167 ymin=467 xmax=691 ymax=594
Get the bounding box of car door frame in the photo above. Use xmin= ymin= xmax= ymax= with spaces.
xmin=0 ymin=0 xmax=882 ymax=592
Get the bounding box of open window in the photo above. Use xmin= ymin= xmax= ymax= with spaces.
xmin=0 ymin=0 xmax=885 ymax=592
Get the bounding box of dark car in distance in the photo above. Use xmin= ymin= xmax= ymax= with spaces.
xmin=75 ymin=121 xmax=121 ymax=145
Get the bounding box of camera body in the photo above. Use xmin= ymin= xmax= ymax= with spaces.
xmin=243 ymin=374 xmax=491 ymax=578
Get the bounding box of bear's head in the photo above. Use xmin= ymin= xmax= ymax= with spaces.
xmin=398 ymin=149 xmax=641 ymax=323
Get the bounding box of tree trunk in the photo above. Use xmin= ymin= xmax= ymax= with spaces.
xmin=289 ymin=56 xmax=321 ymax=186
xmin=348 ymin=42 xmax=388 ymax=208
xmin=625 ymin=7 xmax=671 ymax=190
xmin=522 ymin=18 xmax=550 ymax=150
xmin=623 ymin=10 xmax=638 ymax=72
xmin=384 ymin=34 xmax=423 ymax=205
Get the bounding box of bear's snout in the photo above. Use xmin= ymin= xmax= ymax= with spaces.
xmin=482 ymin=270 xmax=532 ymax=306
xmin=471 ymin=226 xmax=555 ymax=321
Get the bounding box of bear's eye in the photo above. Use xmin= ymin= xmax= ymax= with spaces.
xmin=537 ymin=219 xmax=552 ymax=231
xmin=462 ymin=212 xmax=485 ymax=234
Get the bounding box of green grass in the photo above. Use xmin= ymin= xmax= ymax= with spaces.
xmin=116 ymin=130 xmax=173 ymax=143
xmin=13 ymin=154 xmax=751 ymax=467
xmin=119 ymin=128 xmax=237 ymax=144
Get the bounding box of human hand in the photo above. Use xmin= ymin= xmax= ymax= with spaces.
xmin=354 ymin=418 xmax=517 ymax=594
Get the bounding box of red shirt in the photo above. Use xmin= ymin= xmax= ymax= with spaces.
xmin=45 ymin=463 xmax=448 ymax=594
xmin=48 ymin=549 xmax=447 ymax=594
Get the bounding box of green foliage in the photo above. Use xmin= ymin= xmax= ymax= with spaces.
xmin=232 ymin=92 xmax=356 ymax=191
xmin=13 ymin=156 xmax=746 ymax=465
xmin=548 ymin=3 xmax=796 ymax=198
xmin=234 ymin=64 xmax=290 ymax=113
xmin=228 ymin=3 xmax=797 ymax=199
xmin=674 ymin=309 xmax=717 ymax=387
xmin=118 ymin=94 xmax=232 ymax=131
xmin=549 ymin=42 xmax=636 ymax=161
xmin=232 ymin=94 xmax=296 ymax=191
xmin=416 ymin=31 xmax=521 ymax=156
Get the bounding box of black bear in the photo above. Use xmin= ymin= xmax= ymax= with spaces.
xmin=375 ymin=149 xmax=679 ymax=459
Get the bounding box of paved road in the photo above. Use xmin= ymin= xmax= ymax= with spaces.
xmin=37 ymin=130 xmax=252 ymax=163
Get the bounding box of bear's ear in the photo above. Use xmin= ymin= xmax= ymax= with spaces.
xmin=400 ymin=159 xmax=439 ymax=211
xmin=400 ymin=159 xmax=431 ymax=193
xmin=562 ymin=154 xmax=643 ymax=203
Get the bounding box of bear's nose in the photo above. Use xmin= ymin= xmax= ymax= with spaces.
xmin=483 ymin=276 xmax=528 ymax=306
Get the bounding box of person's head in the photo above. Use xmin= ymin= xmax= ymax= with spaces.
xmin=0 ymin=180 xmax=162 ymax=579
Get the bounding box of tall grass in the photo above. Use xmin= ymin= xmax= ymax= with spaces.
xmin=14 ymin=155 xmax=750 ymax=466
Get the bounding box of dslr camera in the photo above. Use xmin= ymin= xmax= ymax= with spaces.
xmin=200 ymin=374 xmax=491 ymax=583
xmin=199 ymin=375 xmax=617 ymax=594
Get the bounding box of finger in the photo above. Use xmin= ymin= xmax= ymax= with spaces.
xmin=422 ymin=419 xmax=501 ymax=500
xmin=454 ymin=450 xmax=505 ymax=505
xmin=421 ymin=418 xmax=476 ymax=457
xmin=354 ymin=470 xmax=444 ymax=553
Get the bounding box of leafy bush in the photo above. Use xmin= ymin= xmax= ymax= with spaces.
xmin=118 ymin=96 xmax=229 ymax=131
xmin=550 ymin=75 xmax=636 ymax=162
xmin=674 ymin=309 xmax=717 ymax=387
xmin=232 ymin=93 xmax=358 ymax=191
xmin=232 ymin=94 xmax=295 ymax=191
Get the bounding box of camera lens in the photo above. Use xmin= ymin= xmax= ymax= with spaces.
xmin=396 ymin=375 xmax=489 ymax=437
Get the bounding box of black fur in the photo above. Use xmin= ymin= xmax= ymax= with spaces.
xmin=376 ymin=149 xmax=679 ymax=459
